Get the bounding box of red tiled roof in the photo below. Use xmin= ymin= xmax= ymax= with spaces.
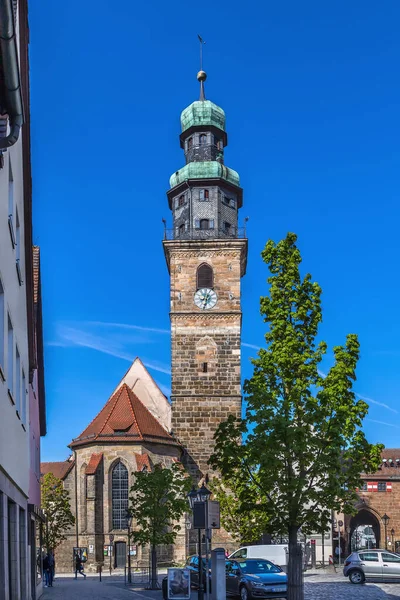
xmin=135 ymin=453 xmax=152 ymax=472
xmin=70 ymin=384 xmax=178 ymax=448
xmin=41 ymin=461 xmax=75 ymax=481
xmin=362 ymin=448 xmax=400 ymax=480
xmin=85 ymin=453 xmax=103 ymax=475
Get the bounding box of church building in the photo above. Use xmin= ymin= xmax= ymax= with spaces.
xmin=42 ymin=70 xmax=247 ymax=571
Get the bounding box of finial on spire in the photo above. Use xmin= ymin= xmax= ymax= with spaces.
xmin=197 ymin=35 xmax=206 ymax=101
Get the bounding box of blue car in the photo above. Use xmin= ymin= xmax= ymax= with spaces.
xmin=226 ymin=559 xmax=287 ymax=600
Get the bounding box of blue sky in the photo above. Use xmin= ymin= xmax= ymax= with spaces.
xmin=29 ymin=1 xmax=400 ymax=461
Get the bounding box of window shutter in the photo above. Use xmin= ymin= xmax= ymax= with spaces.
xmin=387 ymin=482 xmax=392 ymax=492
xmin=209 ymin=219 xmax=214 ymax=229
xmin=199 ymin=190 xmax=204 ymax=200
xmin=185 ymin=221 xmax=189 ymax=231
xmin=195 ymin=219 xmax=200 ymax=229
xmin=175 ymin=227 xmax=179 ymax=237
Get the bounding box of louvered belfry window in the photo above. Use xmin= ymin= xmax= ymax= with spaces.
xmin=112 ymin=462 xmax=129 ymax=529
xmin=197 ymin=263 xmax=213 ymax=290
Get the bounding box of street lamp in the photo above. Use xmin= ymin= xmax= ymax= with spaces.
xmin=382 ymin=514 xmax=390 ymax=550
xmin=187 ymin=484 xmax=212 ymax=600
xmin=391 ymin=528 xmax=395 ymax=549
xmin=126 ymin=510 xmax=133 ymax=584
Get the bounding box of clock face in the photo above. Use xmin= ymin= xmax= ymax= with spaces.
xmin=194 ymin=288 xmax=218 ymax=310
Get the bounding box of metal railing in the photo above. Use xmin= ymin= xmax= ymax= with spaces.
xmin=164 ymin=226 xmax=246 ymax=241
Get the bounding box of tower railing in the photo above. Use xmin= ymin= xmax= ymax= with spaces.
xmin=164 ymin=226 xmax=246 ymax=241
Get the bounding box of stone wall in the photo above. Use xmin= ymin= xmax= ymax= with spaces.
xmin=166 ymin=240 xmax=246 ymax=478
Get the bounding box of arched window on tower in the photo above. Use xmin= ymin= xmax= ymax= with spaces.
xmin=112 ymin=462 xmax=128 ymax=530
xmin=199 ymin=134 xmax=207 ymax=145
xmin=187 ymin=137 xmax=193 ymax=150
xmin=197 ymin=263 xmax=214 ymax=290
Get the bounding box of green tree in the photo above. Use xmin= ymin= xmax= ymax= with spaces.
xmin=41 ymin=472 xmax=75 ymax=552
xmin=129 ymin=462 xmax=190 ymax=589
xmin=211 ymin=477 xmax=269 ymax=545
xmin=210 ymin=233 xmax=383 ymax=600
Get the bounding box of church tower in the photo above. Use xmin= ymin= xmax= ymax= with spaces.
xmin=163 ymin=70 xmax=247 ymax=479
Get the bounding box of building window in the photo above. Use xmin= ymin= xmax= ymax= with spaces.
xmin=21 ymin=370 xmax=26 ymax=426
xmin=197 ymin=263 xmax=214 ymax=289
xmin=197 ymin=218 xmax=213 ymax=230
xmin=214 ymin=137 xmax=222 ymax=149
xmin=112 ymin=462 xmax=128 ymax=530
xmin=223 ymin=221 xmax=231 ymax=234
xmin=202 ymin=362 xmax=208 ymax=373
xmin=223 ymin=195 xmax=235 ymax=208
xmin=360 ymin=482 xmax=367 ymax=491
xmin=8 ymin=161 xmax=16 ymax=247
xmin=199 ymin=189 xmax=209 ymax=201
xmin=7 ymin=315 xmax=14 ymax=399
xmin=378 ymin=482 xmax=387 ymax=492
xmin=187 ymin=137 xmax=193 ymax=150
xmin=199 ymin=134 xmax=207 ymax=145
xmin=15 ymin=347 xmax=20 ymax=416
xmin=178 ymin=194 xmax=185 ymax=207
xmin=0 ymin=279 xmax=4 ymax=376
xmin=179 ymin=223 xmax=185 ymax=236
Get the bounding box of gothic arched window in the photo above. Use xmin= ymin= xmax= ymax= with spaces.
xmin=112 ymin=462 xmax=128 ymax=530
xmin=197 ymin=263 xmax=214 ymax=290
xmin=199 ymin=134 xmax=207 ymax=145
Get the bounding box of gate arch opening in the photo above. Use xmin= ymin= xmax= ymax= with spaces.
xmin=349 ymin=509 xmax=381 ymax=551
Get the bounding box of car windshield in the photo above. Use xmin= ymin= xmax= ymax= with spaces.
xmin=238 ymin=560 xmax=281 ymax=574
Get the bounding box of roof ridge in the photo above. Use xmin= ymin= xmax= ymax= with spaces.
xmin=124 ymin=384 xmax=144 ymax=440
xmin=101 ymin=386 xmax=126 ymax=436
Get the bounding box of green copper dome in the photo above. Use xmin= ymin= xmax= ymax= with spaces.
xmin=170 ymin=161 xmax=239 ymax=189
xmin=180 ymin=100 xmax=226 ymax=133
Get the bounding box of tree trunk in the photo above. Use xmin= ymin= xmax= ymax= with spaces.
xmin=150 ymin=545 xmax=158 ymax=589
xmin=287 ymin=526 xmax=304 ymax=600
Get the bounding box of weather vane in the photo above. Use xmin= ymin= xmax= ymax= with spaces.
xmin=197 ymin=35 xmax=207 ymax=101
xmin=198 ymin=34 xmax=205 ymax=71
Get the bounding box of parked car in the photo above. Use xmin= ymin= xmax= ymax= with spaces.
xmin=229 ymin=546 xmax=289 ymax=571
xmin=226 ymin=558 xmax=287 ymax=599
xmin=185 ymin=555 xmax=211 ymax=590
xmin=344 ymin=549 xmax=400 ymax=584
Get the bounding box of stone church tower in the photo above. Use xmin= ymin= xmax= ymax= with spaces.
xmin=163 ymin=71 xmax=247 ymax=479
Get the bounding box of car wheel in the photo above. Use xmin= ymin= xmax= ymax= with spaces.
xmin=240 ymin=585 xmax=251 ymax=600
xmin=349 ymin=570 xmax=365 ymax=584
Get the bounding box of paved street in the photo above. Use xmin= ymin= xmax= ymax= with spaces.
xmin=41 ymin=573 xmax=400 ymax=600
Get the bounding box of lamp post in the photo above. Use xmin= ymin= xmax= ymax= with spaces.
xmin=126 ymin=510 xmax=133 ymax=584
xmin=187 ymin=484 xmax=212 ymax=600
xmin=382 ymin=514 xmax=390 ymax=550
xmin=391 ymin=528 xmax=395 ymax=549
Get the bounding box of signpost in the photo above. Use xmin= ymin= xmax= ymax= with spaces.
xmin=109 ymin=535 xmax=114 ymax=575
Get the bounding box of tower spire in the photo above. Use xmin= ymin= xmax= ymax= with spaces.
xmin=197 ymin=34 xmax=206 ymax=101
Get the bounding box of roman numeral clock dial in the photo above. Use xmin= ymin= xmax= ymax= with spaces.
xmin=194 ymin=288 xmax=218 ymax=310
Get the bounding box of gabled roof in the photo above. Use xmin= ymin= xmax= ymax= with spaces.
xmin=70 ymin=383 xmax=178 ymax=449
xmin=41 ymin=460 xmax=75 ymax=481
xmin=85 ymin=453 xmax=103 ymax=475
xmin=112 ymin=357 xmax=171 ymax=432
xmin=135 ymin=453 xmax=152 ymax=472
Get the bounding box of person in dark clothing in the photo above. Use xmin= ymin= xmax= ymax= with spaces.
xmin=43 ymin=553 xmax=53 ymax=587
xmin=74 ymin=553 xmax=86 ymax=579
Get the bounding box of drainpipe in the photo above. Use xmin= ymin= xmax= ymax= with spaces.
xmin=0 ymin=0 xmax=24 ymax=148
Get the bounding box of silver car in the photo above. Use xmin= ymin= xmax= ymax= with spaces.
xmin=344 ymin=550 xmax=400 ymax=584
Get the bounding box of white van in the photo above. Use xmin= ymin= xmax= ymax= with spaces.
xmin=228 ymin=545 xmax=289 ymax=570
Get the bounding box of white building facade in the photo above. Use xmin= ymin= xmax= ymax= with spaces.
xmin=0 ymin=0 xmax=45 ymax=598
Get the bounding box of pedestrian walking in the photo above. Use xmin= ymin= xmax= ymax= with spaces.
xmin=74 ymin=553 xmax=86 ymax=579
xmin=49 ymin=551 xmax=55 ymax=583
xmin=43 ymin=553 xmax=53 ymax=587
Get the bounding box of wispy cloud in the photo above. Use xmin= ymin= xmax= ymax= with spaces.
xmin=49 ymin=323 xmax=171 ymax=375
xmin=356 ymin=394 xmax=398 ymax=414
xmin=366 ymin=419 xmax=400 ymax=429
xmin=242 ymin=342 xmax=260 ymax=350
xmin=87 ymin=321 xmax=170 ymax=335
